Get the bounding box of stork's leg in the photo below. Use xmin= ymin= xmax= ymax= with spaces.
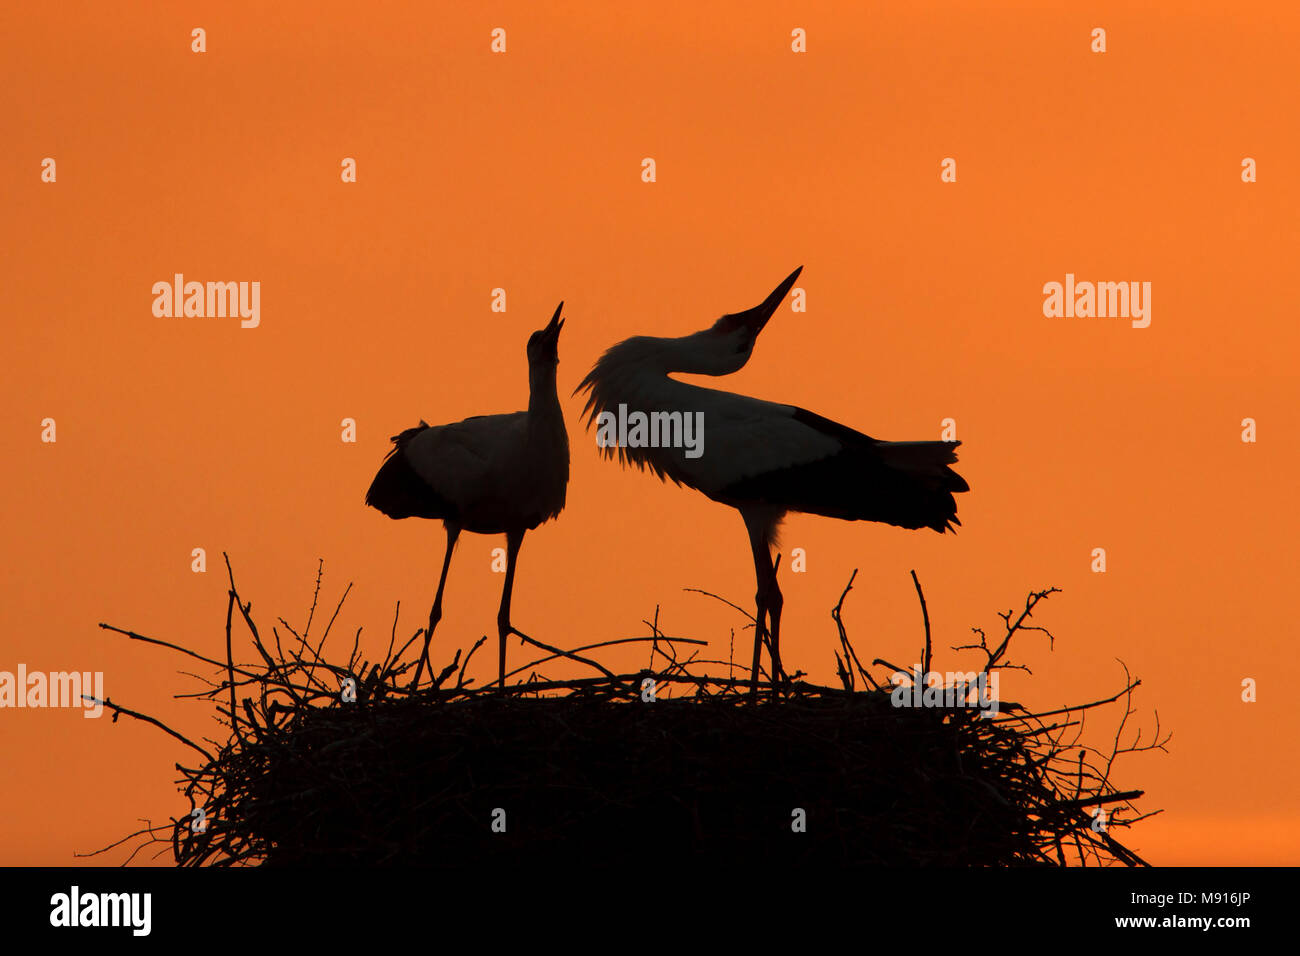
xmin=748 ymin=581 xmax=768 ymax=694
xmin=495 ymin=528 xmax=525 ymax=690
xmin=743 ymin=511 xmax=778 ymax=694
xmin=768 ymin=561 xmax=785 ymax=696
xmin=413 ymin=523 xmax=459 ymax=689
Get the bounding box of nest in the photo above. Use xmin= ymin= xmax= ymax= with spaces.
xmin=91 ymin=559 xmax=1164 ymax=867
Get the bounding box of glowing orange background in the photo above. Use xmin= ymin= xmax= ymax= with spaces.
xmin=2 ymin=1 xmax=1297 ymax=865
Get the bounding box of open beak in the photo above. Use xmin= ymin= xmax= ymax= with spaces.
xmin=533 ymin=302 xmax=564 ymax=362
xmin=720 ymin=266 xmax=803 ymax=336
xmin=544 ymin=302 xmax=565 ymax=341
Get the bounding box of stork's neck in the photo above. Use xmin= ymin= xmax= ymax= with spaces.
xmin=527 ymin=362 xmax=563 ymax=423
xmin=629 ymin=331 xmax=749 ymax=377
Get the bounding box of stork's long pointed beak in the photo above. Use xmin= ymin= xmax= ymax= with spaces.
xmin=724 ymin=266 xmax=803 ymax=335
xmin=546 ymin=302 xmax=565 ymax=338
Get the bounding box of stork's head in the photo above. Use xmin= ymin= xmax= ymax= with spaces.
xmin=695 ymin=266 xmax=802 ymax=374
xmin=527 ymin=302 xmax=565 ymax=366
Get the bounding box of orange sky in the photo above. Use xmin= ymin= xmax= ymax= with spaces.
xmin=2 ymin=1 xmax=1297 ymax=865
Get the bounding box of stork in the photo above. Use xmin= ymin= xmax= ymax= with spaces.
xmin=577 ymin=268 xmax=968 ymax=692
xmin=366 ymin=303 xmax=570 ymax=689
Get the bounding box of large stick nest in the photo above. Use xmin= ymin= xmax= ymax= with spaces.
xmin=91 ymin=558 xmax=1165 ymax=867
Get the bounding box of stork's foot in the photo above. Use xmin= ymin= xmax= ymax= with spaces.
xmin=748 ymin=622 xmax=771 ymax=697
xmin=409 ymin=605 xmax=443 ymax=691
xmin=766 ymin=636 xmax=786 ymax=700
xmin=747 ymin=632 xmax=791 ymax=700
xmin=498 ymin=623 xmax=616 ymax=688
xmin=495 ymin=622 xmax=542 ymax=688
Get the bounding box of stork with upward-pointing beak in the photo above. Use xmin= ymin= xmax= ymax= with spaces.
xmin=577 ymin=268 xmax=968 ymax=692
xmin=366 ymin=304 xmax=570 ymax=689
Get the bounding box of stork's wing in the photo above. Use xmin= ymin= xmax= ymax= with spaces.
xmin=588 ymin=383 xmax=836 ymax=490
xmin=716 ymin=404 xmax=968 ymax=531
xmin=596 ymin=384 xmax=968 ymax=532
xmin=365 ymin=413 xmax=526 ymax=519
xmin=678 ymin=392 xmax=844 ymax=491
xmin=402 ymin=413 xmax=527 ymax=495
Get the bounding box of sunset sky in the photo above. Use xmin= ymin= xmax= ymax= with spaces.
xmin=2 ymin=1 xmax=1297 ymax=865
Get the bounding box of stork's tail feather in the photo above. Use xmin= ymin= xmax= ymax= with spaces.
xmin=877 ymin=440 xmax=969 ymax=533
xmin=379 ymin=420 xmax=430 ymax=459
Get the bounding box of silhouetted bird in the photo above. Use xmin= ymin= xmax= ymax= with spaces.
xmin=577 ymin=268 xmax=967 ymax=692
xmin=367 ymin=304 xmax=570 ymax=688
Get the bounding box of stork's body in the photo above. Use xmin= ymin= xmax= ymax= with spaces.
xmin=578 ymin=269 xmax=968 ymax=691
xmin=366 ymin=304 xmax=569 ymax=688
